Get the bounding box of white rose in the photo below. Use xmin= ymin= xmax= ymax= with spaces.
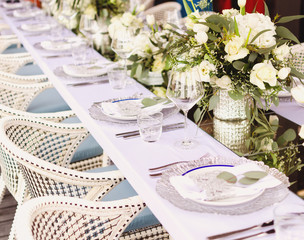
xmin=215 ymin=75 xmax=232 ymax=90
xmin=121 ymin=12 xmax=134 ymax=27
xmin=152 ymin=54 xmax=165 ymax=73
xmin=273 ymin=44 xmax=290 ymax=61
xmin=299 ymin=125 xmax=304 ymax=139
xmin=146 ymin=14 xmax=155 ymax=26
xmin=225 ymin=36 xmax=249 ymax=62
xmin=250 ymin=61 xmax=277 ymax=89
xmin=291 ymin=85 xmax=304 ymax=104
xmin=260 ymin=138 xmax=273 ymax=151
xmin=195 ymin=31 xmax=208 ymax=44
xmin=193 ymin=23 xmax=209 ymax=33
xmin=278 ymin=67 xmax=291 ymax=79
xmin=198 ymin=60 xmax=216 ymax=82
xmin=238 ymin=0 xmax=246 ymax=8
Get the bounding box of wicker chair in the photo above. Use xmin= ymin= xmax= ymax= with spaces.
xmin=0 ymin=52 xmax=34 ymax=73
xmin=144 ymin=2 xmax=182 ymax=23
xmin=0 ymin=80 xmax=53 ymax=111
xmin=15 ymin=196 xmax=168 ymax=240
xmin=0 ymin=116 xmax=169 ymax=239
xmin=0 ymin=35 xmax=21 ymax=53
xmin=0 ymin=69 xmax=47 ymax=84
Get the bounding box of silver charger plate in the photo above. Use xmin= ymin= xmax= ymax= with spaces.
xmin=156 ymin=154 xmax=290 ymax=215
xmin=89 ymin=94 xmax=179 ymax=125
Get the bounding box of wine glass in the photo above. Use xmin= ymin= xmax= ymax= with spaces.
xmin=79 ymin=14 xmax=98 ymax=53
xmin=111 ymin=28 xmax=135 ymax=76
xmin=166 ymin=67 xmax=205 ymax=149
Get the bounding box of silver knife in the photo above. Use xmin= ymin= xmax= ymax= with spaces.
xmin=207 ymin=220 xmax=274 ymax=239
xmin=67 ymin=79 xmax=109 ymax=87
xmin=233 ymin=229 xmax=275 ymax=240
xmin=123 ymin=125 xmax=185 ymax=140
xmin=116 ymin=122 xmax=184 ymax=138
xmin=44 ymin=54 xmax=72 ymax=59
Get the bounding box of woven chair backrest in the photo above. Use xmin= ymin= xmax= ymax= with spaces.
xmin=16 ymin=196 xmax=145 ymax=240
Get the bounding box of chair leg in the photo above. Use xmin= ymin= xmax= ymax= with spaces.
xmin=0 ymin=176 xmax=6 ymax=204
xmin=8 ymin=204 xmax=18 ymax=240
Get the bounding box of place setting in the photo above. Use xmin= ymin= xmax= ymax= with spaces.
xmin=6 ymin=7 xmax=42 ymax=20
xmin=89 ymin=94 xmax=179 ymax=127
xmin=154 ymin=154 xmax=290 ymax=216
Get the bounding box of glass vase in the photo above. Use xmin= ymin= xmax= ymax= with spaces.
xmin=213 ymin=89 xmax=252 ymax=121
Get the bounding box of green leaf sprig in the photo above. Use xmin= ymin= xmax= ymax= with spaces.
xmin=217 ymin=170 xmax=268 ymax=185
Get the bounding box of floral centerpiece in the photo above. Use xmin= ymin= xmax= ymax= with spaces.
xmin=164 ymin=0 xmax=304 ymax=174
xmin=166 ymin=0 xmax=304 ymax=122
xmin=127 ymin=15 xmax=177 ymax=88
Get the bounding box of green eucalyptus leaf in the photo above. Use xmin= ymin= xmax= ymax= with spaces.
xmin=248 ymin=52 xmax=258 ymax=62
xmin=135 ymin=64 xmax=143 ymax=79
xmin=282 ymin=129 xmax=297 ymax=142
xmin=186 ymin=30 xmax=195 ymax=36
xmin=208 ymin=94 xmax=219 ymax=111
xmin=130 ymin=63 xmax=138 ymax=78
xmin=206 ymin=15 xmax=229 ymax=30
xmin=201 ymin=22 xmax=221 ymax=33
xmin=207 ymin=33 xmax=218 ymax=41
xmin=264 ymin=1 xmax=269 ymax=16
xmin=272 ymin=141 xmax=279 ymax=150
xmin=232 ymin=61 xmax=245 ymax=70
xmin=141 ymin=98 xmax=158 ymax=107
xmin=228 ymin=90 xmax=244 ymax=100
xmin=276 ymin=26 xmax=300 ymax=44
xmin=290 ymin=67 xmax=304 ymax=79
xmin=250 ymin=29 xmax=271 ymax=44
xmin=239 ymin=177 xmax=259 ymax=185
xmin=277 ymin=15 xmax=304 ymax=24
xmin=244 ymin=171 xmax=268 ymax=179
xmin=194 ymin=108 xmax=202 ymax=123
xmin=217 ymin=171 xmax=237 ymax=184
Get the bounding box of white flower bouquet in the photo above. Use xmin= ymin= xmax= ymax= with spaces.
xmin=165 ymin=0 xmax=304 ymax=121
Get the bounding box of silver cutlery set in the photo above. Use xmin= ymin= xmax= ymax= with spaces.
xmin=115 ymin=122 xmax=184 ymax=140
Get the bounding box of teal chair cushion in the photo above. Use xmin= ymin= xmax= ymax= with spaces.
xmin=27 ymin=88 xmax=71 ymax=113
xmin=16 ymin=64 xmax=43 ymax=76
xmin=87 ymin=166 xmax=160 ymax=233
xmin=62 ymin=117 xmax=104 ymax=163
xmin=2 ymin=45 xmax=26 ymax=54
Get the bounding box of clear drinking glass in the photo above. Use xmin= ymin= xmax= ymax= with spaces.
xmin=166 ymin=68 xmax=205 ymax=149
xmin=107 ymin=64 xmax=127 ymax=90
xmin=137 ymin=112 xmax=163 ymax=143
xmin=71 ymin=40 xmax=89 ymax=66
xmin=274 ymin=203 xmax=304 ymax=240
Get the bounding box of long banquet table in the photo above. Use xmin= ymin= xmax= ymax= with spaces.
xmin=1 ymin=7 xmax=304 ymax=240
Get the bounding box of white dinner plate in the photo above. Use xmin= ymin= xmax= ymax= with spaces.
xmin=20 ymin=23 xmax=51 ymax=32
xmin=38 ymin=38 xmax=79 ymax=52
xmin=179 ymin=165 xmax=265 ymax=207
xmin=62 ymin=63 xmax=107 ymax=78
xmin=100 ymin=98 xmax=142 ymax=121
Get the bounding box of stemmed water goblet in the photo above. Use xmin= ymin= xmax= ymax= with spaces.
xmin=79 ymin=14 xmax=98 ymax=54
xmin=166 ymin=67 xmax=205 ymax=149
xmin=110 ymin=27 xmax=136 ymax=77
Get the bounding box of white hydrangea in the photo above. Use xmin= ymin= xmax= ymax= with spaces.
xmin=272 ymin=44 xmax=290 ymax=61
xmin=235 ymin=13 xmax=276 ymax=48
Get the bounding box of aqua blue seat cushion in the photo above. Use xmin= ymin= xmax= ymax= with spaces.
xmin=62 ymin=117 xmax=103 ymax=163
xmin=2 ymin=45 xmax=26 ymax=54
xmin=16 ymin=64 xmax=43 ymax=76
xmin=27 ymin=88 xmax=71 ymax=113
xmin=87 ymin=166 xmax=160 ymax=233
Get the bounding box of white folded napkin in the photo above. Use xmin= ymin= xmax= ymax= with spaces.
xmin=21 ymin=23 xmax=51 ymax=32
xmin=141 ymin=101 xmax=175 ymax=114
xmin=170 ymin=163 xmax=282 ymax=204
xmin=101 ymin=99 xmax=143 ymax=120
xmin=62 ymin=63 xmax=108 ymax=78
